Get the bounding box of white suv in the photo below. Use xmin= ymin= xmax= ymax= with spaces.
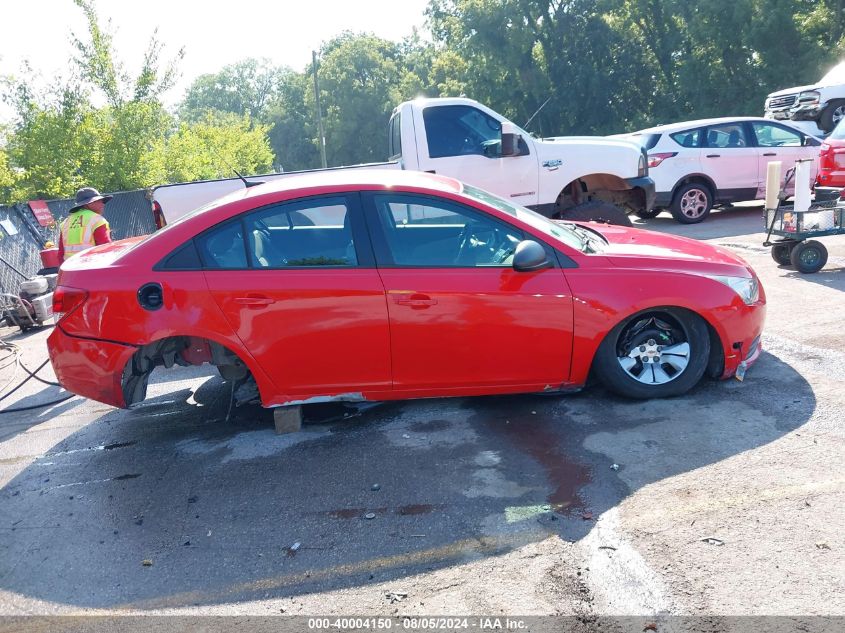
xmin=618 ymin=117 xmax=821 ymax=223
xmin=765 ymin=62 xmax=845 ymax=133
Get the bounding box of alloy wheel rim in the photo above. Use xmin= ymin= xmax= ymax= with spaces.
xmin=833 ymin=105 xmax=845 ymax=125
xmin=618 ymin=340 xmax=691 ymax=385
xmin=680 ymin=189 xmax=708 ymax=218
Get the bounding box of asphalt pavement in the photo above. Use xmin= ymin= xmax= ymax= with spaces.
xmin=0 ymin=202 xmax=843 ymax=625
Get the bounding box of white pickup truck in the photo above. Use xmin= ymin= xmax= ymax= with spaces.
xmin=764 ymin=61 xmax=845 ymax=134
xmin=151 ymin=97 xmax=655 ymax=227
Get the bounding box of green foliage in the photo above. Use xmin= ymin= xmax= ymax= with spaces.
xmin=2 ymin=0 xmax=844 ymax=206
xmin=162 ymin=114 xmax=274 ymax=183
xmin=0 ymin=0 xmax=271 ymax=205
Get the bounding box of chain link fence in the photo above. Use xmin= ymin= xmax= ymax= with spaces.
xmin=0 ymin=189 xmax=155 ymax=295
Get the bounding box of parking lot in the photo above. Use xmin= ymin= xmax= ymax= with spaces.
xmin=0 ymin=204 xmax=843 ymax=619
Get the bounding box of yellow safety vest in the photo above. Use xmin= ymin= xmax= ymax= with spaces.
xmin=61 ymin=209 xmax=109 ymax=258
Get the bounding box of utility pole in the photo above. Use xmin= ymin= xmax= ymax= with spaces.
xmin=312 ymin=50 xmax=327 ymax=169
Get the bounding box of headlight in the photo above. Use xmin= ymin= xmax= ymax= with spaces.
xmin=796 ymin=90 xmax=820 ymax=105
xmin=706 ymin=275 xmax=759 ymax=305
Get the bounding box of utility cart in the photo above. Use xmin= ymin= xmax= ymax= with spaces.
xmin=764 ymin=185 xmax=844 ymax=274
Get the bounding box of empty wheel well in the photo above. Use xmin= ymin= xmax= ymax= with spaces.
xmin=556 ymin=174 xmax=640 ymax=214
xmin=120 ymin=336 xmax=255 ymax=407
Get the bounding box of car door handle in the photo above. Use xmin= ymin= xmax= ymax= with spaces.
xmin=763 ymin=152 xmax=777 ymax=156
xmin=706 ymin=154 xmax=721 ymax=158
xmin=234 ymin=295 xmax=275 ymax=307
xmin=393 ymin=293 xmax=437 ymax=307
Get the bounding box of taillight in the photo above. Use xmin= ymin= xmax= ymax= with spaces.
xmin=53 ymin=286 xmax=88 ymax=323
xmin=648 ymin=152 xmax=677 ymax=168
xmin=152 ymin=200 xmax=166 ymax=230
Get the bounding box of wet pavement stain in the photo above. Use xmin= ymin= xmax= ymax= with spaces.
xmin=44 ymin=441 xmax=138 ymax=458
xmin=409 ymin=419 xmax=452 ymax=433
xmin=396 ymin=504 xmax=443 ymax=516
xmin=112 ymin=473 xmax=142 ymax=481
xmin=322 ymin=505 xmax=443 ymax=519
xmin=473 ymin=401 xmax=591 ymax=513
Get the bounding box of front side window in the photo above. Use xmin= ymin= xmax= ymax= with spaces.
xmin=196 ymin=219 xmax=248 ymax=269
xmin=705 ymin=124 xmax=748 ymax=148
xmin=372 ymin=194 xmax=523 ymax=267
xmin=423 ymin=105 xmax=502 ymax=158
xmin=751 ymin=122 xmax=803 ymax=147
xmin=245 ymin=197 xmax=357 ymax=267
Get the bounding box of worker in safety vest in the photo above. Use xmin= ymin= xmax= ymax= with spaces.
xmin=58 ymin=187 xmax=113 ymax=262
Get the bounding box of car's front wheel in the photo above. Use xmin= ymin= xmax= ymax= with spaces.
xmin=670 ymin=183 xmax=713 ymax=224
xmin=820 ymin=100 xmax=845 ymax=133
xmin=593 ymin=309 xmax=710 ymax=399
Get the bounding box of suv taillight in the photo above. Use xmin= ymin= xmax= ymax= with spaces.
xmin=53 ymin=286 xmax=88 ymax=323
xmin=648 ymin=152 xmax=677 ymax=168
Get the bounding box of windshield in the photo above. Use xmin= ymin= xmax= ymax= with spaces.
xmin=461 ymin=184 xmax=585 ymax=251
xmin=821 ymin=61 xmax=845 ymax=84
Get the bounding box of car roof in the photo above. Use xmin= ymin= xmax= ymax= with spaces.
xmin=239 ymin=168 xmax=463 ymax=200
xmin=628 ymin=117 xmax=806 ymax=135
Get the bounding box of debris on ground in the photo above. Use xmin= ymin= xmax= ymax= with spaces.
xmin=371 ymin=484 xmax=381 ymax=491
xmin=582 ymin=512 xmax=593 ymax=520
xmin=701 ymin=538 xmax=725 ymax=546
xmin=815 ymin=542 xmax=831 ymax=550
xmin=385 ymin=591 xmax=408 ymax=604
xmin=285 ymin=542 xmax=302 ymax=557
xmin=610 ymin=463 xmax=620 ymax=471
xmin=364 ymin=512 xmax=376 ymax=520
xmin=142 ymin=559 xmax=153 ymax=567
xmin=643 ymin=623 xmax=658 ymax=632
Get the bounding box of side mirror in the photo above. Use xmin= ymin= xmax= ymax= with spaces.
xmin=513 ymin=240 xmax=552 ymax=272
xmin=501 ymin=122 xmax=521 ymax=157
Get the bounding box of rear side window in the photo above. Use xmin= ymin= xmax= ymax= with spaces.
xmin=158 ymin=240 xmax=202 ymax=270
xmin=196 ymin=220 xmax=248 ymax=269
xmin=704 ymin=124 xmax=748 ymax=148
xmin=388 ymin=112 xmax=402 ymax=160
xmin=670 ymin=129 xmax=703 ymax=148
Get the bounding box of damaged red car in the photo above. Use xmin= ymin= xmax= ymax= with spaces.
xmin=48 ymin=170 xmax=765 ymax=409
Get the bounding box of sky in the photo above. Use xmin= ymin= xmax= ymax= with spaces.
xmin=0 ymin=0 xmax=431 ymax=121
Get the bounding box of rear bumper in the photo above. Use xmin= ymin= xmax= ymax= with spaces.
xmin=47 ymin=326 xmax=137 ymax=408
xmin=625 ymin=176 xmax=657 ymax=211
xmin=816 ymin=168 xmax=845 ymax=188
xmin=717 ymin=300 xmax=767 ymax=379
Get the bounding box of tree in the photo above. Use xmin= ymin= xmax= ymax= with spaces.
xmin=180 ymin=58 xmax=286 ymax=121
xmin=161 ymin=114 xmax=274 ymax=183
xmin=71 ymin=0 xmax=183 ymax=107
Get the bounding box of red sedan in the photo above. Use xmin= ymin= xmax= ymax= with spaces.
xmin=48 ymin=170 xmax=765 ymax=408
xmin=817 ymin=122 xmax=845 ymax=187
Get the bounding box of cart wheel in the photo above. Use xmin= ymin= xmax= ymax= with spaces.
xmin=771 ymin=241 xmax=797 ymax=266
xmin=789 ymin=240 xmax=828 ymax=274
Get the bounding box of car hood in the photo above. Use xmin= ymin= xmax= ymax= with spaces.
xmin=585 ymin=224 xmax=752 ymax=276
xmin=767 ymin=84 xmax=820 ymax=98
